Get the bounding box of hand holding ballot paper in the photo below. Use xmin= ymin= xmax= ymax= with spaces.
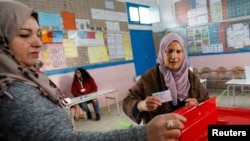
xmin=136 ymin=91 xmax=171 ymax=112
xmin=137 ymin=96 xmax=162 ymax=112
xmin=137 ymin=89 xmax=197 ymax=112
xmin=152 ymin=90 xmax=173 ymax=103
xmin=152 ymin=90 xmax=198 ymax=106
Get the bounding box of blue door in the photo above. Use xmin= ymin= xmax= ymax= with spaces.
xmin=130 ymin=30 xmax=157 ymax=76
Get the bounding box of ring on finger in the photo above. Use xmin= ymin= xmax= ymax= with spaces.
xmin=166 ymin=120 xmax=174 ymax=129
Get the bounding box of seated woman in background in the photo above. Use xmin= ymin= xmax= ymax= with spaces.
xmin=71 ymin=68 xmax=101 ymax=121
xmin=123 ymin=32 xmax=209 ymax=124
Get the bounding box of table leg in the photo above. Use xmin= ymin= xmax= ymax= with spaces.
xmin=233 ymin=86 xmax=236 ymax=106
xmin=114 ymin=91 xmax=121 ymax=115
xmin=105 ymin=95 xmax=111 ymax=114
xmin=227 ymin=85 xmax=230 ymax=106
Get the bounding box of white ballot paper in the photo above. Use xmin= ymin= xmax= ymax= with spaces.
xmin=152 ymin=90 xmax=173 ymax=103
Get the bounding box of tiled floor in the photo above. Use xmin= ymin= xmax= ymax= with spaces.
xmin=74 ymin=88 xmax=250 ymax=132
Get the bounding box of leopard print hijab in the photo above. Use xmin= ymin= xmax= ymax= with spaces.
xmin=0 ymin=0 xmax=66 ymax=107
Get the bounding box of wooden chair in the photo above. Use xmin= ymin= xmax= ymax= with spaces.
xmin=193 ymin=67 xmax=199 ymax=74
xmin=71 ymin=105 xmax=89 ymax=121
xmin=232 ymin=66 xmax=245 ymax=79
xmin=71 ymin=105 xmax=80 ymax=121
xmin=214 ymin=66 xmax=228 ymax=80
xmin=200 ymin=67 xmax=212 ymax=80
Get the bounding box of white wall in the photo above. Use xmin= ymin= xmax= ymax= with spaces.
xmin=189 ymin=53 xmax=250 ymax=71
xmin=155 ymin=0 xmax=179 ymax=31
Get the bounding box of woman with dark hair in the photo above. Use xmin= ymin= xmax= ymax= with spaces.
xmin=71 ymin=68 xmax=101 ymax=121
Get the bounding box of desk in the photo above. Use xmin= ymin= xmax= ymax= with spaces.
xmin=225 ymin=79 xmax=250 ymax=106
xmin=65 ymin=89 xmax=120 ymax=126
xmin=200 ymin=79 xmax=207 ymax=89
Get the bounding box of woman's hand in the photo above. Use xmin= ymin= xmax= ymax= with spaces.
xmin=185 ymin=98 xmax=198 ymax=106
xmin=146 ymin=113 xmax=187 ymax=141
xmin=137 ymin=96 xmax=162 ymax=112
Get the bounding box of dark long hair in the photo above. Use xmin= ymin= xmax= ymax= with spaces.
xmin=73 ymin=67 xmax=93 ymax=82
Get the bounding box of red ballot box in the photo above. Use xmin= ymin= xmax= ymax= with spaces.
xmin=174 ymin=96 xmax=250 ymax=141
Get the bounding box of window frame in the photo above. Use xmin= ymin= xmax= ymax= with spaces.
xmin=126 ymin=2 xmax=152 ymax=26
